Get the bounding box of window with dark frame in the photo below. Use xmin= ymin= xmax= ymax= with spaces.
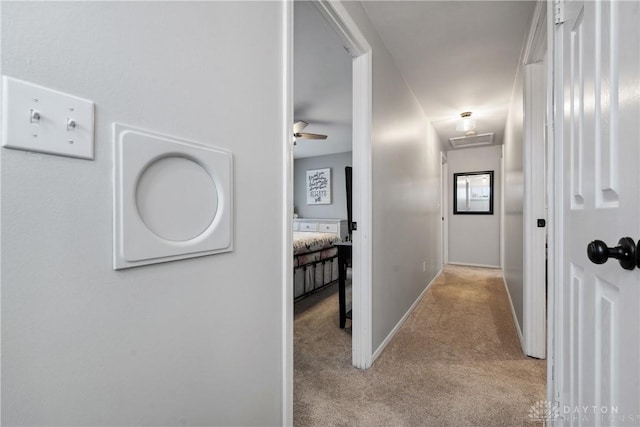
xmin=453 ymin=170 xmax=494 ymax=215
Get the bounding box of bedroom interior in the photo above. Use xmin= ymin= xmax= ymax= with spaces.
xmin=292 ymin=1 xmax=353 ymax=317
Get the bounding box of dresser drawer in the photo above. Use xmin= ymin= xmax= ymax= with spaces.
xmin=318 ymin=223 xmax=338 ymax=233
xmin=299 ymin=222 xmax=318 ymax=232
xmin=293 ymin=222 xmax=300 ymax=231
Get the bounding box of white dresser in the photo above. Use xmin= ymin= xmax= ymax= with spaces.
xmin=293 ymin=218 xmax=348 ymax=240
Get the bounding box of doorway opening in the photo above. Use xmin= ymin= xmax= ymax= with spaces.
xmin=441 ymin=153 xmax=448 ymax=267
xmin=284 ymin=0 xmax=373 ymax=422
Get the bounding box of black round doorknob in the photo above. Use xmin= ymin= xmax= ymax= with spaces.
xmin=587 ymin=237 xmax=637 ymax=270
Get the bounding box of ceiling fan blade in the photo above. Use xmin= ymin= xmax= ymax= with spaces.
xmin=293 ymin=121 xmax=309 ymax=134
xmin=294 ymin=132 xmax=327 ymax=140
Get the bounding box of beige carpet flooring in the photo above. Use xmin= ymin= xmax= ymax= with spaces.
xmin=294 ymin=265 xmax=546 ymax=426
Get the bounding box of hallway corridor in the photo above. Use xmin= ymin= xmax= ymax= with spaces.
xmin=294 ymin=265 xmax=546 ymax=426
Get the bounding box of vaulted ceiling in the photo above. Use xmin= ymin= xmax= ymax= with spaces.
xmin=293 ymin=1 xmax=537 ymax=158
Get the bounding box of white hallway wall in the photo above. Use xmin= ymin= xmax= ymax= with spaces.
xmin=447 ymin=145 xmax=502 ymax=267
xmin=343 ymin=2 xmax=442 ymax=351
xmin=1 ymin=2 xmax=286 ymax=425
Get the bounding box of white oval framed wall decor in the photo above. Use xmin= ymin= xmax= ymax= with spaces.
xmin=113 ymin=123 xmax=233 ymax=269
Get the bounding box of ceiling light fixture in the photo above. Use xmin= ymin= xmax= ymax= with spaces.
xmin=456 ymin=111 xmax=477 ymax=136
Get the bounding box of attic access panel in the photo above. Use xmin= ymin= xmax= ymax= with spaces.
xmin=449 ymin=132 xmax=494 ymax=149
xmin=453 ymin=170 xmax=494 ymax=215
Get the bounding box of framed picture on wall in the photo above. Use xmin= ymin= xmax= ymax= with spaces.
xmin=306 ymin=168 xmax=331 ymax=205
xmin=453 ymin=170 xmax=494 ymax=214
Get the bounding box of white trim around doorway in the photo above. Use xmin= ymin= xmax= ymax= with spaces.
xmin=312 ymin=0 xmax=373 ymax=370
xmin=522 ymin=0 xmax=548 ymax=360
xmin=441 ymin=153 xmax=448 ymax=267
xmin=281 ymin=1 xmax=294 ymax=424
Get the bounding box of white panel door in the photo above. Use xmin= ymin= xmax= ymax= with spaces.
xmin=555 ymin=0 xmax=640 ymax=425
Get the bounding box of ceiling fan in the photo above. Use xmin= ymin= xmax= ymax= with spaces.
xmin=293 ymin=121 xmax=327 ymax=144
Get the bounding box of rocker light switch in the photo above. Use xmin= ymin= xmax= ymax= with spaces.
xmin=2 ymin=76 xmax=94 ymax=160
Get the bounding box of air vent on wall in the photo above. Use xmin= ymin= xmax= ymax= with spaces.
xmin=449 ymin=132 xmax=494 ymax=149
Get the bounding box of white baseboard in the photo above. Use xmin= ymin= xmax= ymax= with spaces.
xmin=371 ymin=269 xmax=442 ymax=363
xmin=447 ymin=262 xmax=501 ymax=269
xmin=502 ymin=276 xmax=525 ymax=352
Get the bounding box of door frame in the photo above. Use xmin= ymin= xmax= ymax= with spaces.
xmin=547 ymin=0 xmax=561 ymax=411
xmin=441 ymin=152 xmax=448 ymax=267
xmin=522 ymin=0 xmax=548 ymax=359
xmin=313 ymin=0 xmax=373 ymax=371
xmin=283 ymin=0 xmax=373 ymax=423
xmin=314 ymin=0 xmax=373 ymax=369
xmin=281 ymin=3 xmax=294 ymax=424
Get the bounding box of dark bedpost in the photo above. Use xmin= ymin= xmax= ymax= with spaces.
xmin=345 ymin=166 xmax=353 ymax=241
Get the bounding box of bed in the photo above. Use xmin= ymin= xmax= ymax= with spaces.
xmin=293 ymin=219 xmax=347 ymax=301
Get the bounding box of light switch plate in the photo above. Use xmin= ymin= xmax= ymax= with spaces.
xmin=2 ymin=76 xmax=94 ymax=160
